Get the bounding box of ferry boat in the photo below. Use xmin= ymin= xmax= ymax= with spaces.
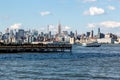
xmin=82 ymin=42 xmax=101 ymax=47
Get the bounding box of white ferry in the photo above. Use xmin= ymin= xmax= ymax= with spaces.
xmin=82 ymin=42 xmax=101 ymax=47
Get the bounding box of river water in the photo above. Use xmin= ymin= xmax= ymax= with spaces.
xmin=0 ymin=44 xmax=120 ymax=80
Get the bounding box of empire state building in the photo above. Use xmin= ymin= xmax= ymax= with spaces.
xmin=58 ymin=23 xmax=61 ymax=34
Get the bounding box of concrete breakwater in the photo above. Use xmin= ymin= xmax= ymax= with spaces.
xmin=0 ymin=43 xmax=72 ymax=53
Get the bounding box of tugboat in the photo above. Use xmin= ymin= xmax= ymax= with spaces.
xmin=82 ymin=42 xmax=101 ymax=47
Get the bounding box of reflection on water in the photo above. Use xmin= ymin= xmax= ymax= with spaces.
xmin=0 ymin=44 xmax=120 ymax=80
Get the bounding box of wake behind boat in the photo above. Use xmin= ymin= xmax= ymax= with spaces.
xmin=82 ymin=42 xmax=101 ymax=47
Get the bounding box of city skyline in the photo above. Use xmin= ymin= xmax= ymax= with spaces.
xmin=0 ymin=0 xmax=120 ymax=35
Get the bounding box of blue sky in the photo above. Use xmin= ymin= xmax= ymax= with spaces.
xmin=0 ymin=0 xmax=120 ymax=35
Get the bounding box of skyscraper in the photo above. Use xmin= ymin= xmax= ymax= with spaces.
xmin=58 ymin=22 xmax=61 ymax=34
xmin=5 ymin=28 xmax=9 ymax=34
xmin=90 ymin=30 xmax=94 ymax=38
xmin=75 ymin=30 xmax=77 ymax=39
xmin=98 ymin=28 xmax=100 ymax=38
xmin=86 ymin=32 xmax=90 ymax=38
xmin=18 ymin=29 xmax=24 ymax=41
xmin=18 ymin=29 xmax=24 ymax=38
xmin=98 ymin=28 xmax=100 ymax=34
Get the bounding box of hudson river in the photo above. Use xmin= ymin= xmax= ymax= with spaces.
xmin=0 ymin=44 xmax=120 ymax=80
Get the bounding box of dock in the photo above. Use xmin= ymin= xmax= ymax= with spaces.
xmin=0 ymin=43 xmax=72 ymax=53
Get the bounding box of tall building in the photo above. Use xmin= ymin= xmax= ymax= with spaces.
xmin=90 ymin=30 xmax=94 ymax=38
xmin=58 ymin=22 xmax=61 ymax=34
xmin=98 ymin=28 xmax=101 ymax=39
xmin=5 ymin=28 xmax=9 ymax=34
xmin=41 ymin=32 xmax=44 ymax=36
xmin=97 ymin=28 xmax=105 ymax=39
xmin=18 ymin=29 xmax=24 ymax=38
xmin=48 ymin=25 xmax=51 ymax=39
xmin=47 ymin=25 xmax=49 ymax=33
xmin=98 ymin=28 xmax=100 ymax=34
xmin=48 ymin=31 xmax=51 ymax=39
xmin=75 ymin=30 xmax=77 ymax=39
xmin=9 ymin=30 xmax=14 ymax=37
xmin=32 ymin=29 xmax=38 ymax=36
xmin=70 ymin=31 xmax=74 ymax=38
xmin=17 ymin=29 xmax=25 ymax=43
xmin=0 ymin=32 xmax=2 ymax=40
xmin=86 ymin=32 xmax=90 ymax=38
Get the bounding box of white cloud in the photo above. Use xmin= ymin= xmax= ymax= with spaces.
xmin=40 ymin=11 xmax=52 ymax=16
xmin=10 ymin=23 xmax=22 ymax=30
xmin=88 ymin=21 xmax=120 ymax=28
xmin=83 ymin=0 xmax=96 ymax=2
xmin=109 ymin=0 xmax=120 ymax=1
xmin=84 ymin=7 xmax=105 ymax=16
xmin=64 ymin=26 xmax=71 ymax=30
xmin=100 ymin=21 xmax=120 ymax=28
xmin=108 ymin=6 xmax=116 ymax=10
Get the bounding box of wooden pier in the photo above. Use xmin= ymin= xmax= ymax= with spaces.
xmin=0 ymin=43 xmax=72 ymax=53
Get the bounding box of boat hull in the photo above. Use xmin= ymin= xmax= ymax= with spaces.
xmin=82 ymin=42 xmax=101 ymax=47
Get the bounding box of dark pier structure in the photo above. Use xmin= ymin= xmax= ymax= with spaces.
xmin=0 ymin=43 xmax=72 ymax=53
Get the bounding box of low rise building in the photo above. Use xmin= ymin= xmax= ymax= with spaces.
xmin=97 ymin=38 xmax=114 ymax=44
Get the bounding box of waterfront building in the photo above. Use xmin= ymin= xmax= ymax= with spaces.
xmin=97 ymin=38 xmax=114 ymax=44
xmin=105 ymin=33 xmax=117 ymax=40
xmin=105 ymin=33 xmax=112 ymax=38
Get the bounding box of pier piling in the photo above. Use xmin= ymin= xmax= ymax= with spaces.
xmin=0 ymin=43 xmax=72 ymax=53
